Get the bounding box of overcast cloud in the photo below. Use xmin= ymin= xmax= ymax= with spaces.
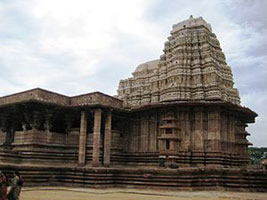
xmin=0 ymin=0 xmax=266 ymax=147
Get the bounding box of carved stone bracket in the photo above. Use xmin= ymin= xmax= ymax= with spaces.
xmin=64 ymin=114 xmax=73 ymax=134
xmin=44 ymin=113 xmax=53 ymax=132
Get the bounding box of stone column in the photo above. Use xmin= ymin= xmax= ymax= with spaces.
xmin=44 ymin=114 xmax=52 ymax=132
xmin=65 ymin=114 xmax=73 ymax=134
xmin=208 ymin=109 xmax=221 ymax=151
xmin=23 ymin=111 xmax=31 ymax=131
xmin=92 ymin=109 xmax=102 ymax=167
xmin=228 ymin=113 xmax=236 ymax=153
xmin=140 ymin=114 xmax=149 ymax=152
xmin=45 ymin=113 xmax=53 ymax=144
xmin=220 ymin=113 xmax=227 ymax=152
xmin=64 ymin=114 xmax=72 ymax=145
xmin=149 ymin=113 xmax=157 ymax=152
xmin=194 ymin=107 xmax=204 ymax=150
xmin=0 ymin=115 xmax=8 ymax=146
xmin=103 ymin=111 xmax=112 ymax=167
xmin=0 ymin=115 xmax=13 ymax=148
xmin=32 ymin=111 xmax=40 ymax=131
xmin=78 ymin=111 xmax=88 ymax=165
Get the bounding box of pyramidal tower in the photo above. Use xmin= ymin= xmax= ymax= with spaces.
xmin=118 ymin=16 xmax=240 ymax=107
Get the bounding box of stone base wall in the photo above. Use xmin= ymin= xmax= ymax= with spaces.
xmin=14 ymin=130 xmax=68 ymax=146
xmin=0 ymin=147 xmax=78 ymax=165
xmin=122 ymin=152 xmax=159 ymax=166
xmin=119 ymin=151 xmax=249 ymax=167
xmin=13 ymin=129 xmax=118 ymax=147
xmin=0 ymin=164 xmax=266 ymax=192
xmin=0 ymin=128 xmax=123 ymax=165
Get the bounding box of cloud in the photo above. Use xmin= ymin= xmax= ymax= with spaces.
xmin=0 ymin=0 xmax=266 ymax=146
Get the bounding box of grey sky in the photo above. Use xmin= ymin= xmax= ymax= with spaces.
xmin=0 ymin=0 xmax=266 ymax=146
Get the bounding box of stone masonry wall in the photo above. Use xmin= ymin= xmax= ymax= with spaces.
xmin=124 ymin=106 xmax=251 ymax=166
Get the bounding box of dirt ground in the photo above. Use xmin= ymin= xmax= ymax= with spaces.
xmin=20 ymin=187 xmax=267 ymax=200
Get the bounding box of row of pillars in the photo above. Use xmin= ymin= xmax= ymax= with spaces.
xmin=78 ymin=108 xmax=112 ymax=167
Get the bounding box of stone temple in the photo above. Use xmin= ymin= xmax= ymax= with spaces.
xmin=0 ymin=16 xmax=266 ymax=191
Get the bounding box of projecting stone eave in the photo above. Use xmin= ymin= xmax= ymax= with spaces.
xmin=0 ymin=88 xmax=124 ymax=110
xmin=70 ymin=91 xmax=124 ymax=110
xmin=71 ymin=91 xmax=123 ymax=103
xmin=0 ymin=87 xmax=71 ymax=108
xmin=125 ymin=100 xmax=257 ymax=123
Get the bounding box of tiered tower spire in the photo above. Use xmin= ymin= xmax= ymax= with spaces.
xmin=117 ymin=16 xmax=240 ymax=107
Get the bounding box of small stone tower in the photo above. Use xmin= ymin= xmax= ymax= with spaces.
xmin=158 ymin=113 xmax=181 ymax=155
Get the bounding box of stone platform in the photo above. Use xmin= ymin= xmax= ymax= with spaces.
xmin=20 ymin=187 xmax=267 ymax=200
xmin=1 ymin=164 xmax=266 ymax=192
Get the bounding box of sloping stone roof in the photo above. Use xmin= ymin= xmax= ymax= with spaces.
xmin=0 ymin=88 xmax=123 ymax=110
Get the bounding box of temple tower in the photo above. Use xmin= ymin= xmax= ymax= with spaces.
xmin=118 ymin=16 xmax=256 ymax=167
xmin=118 ymin=16 xmax=240 ymax=107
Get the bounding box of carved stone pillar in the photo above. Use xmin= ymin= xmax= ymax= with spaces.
xmin=44 ymin=113 xmax=53 ymax=144
xmin=44 ymin=113 xmax=53 ymax=133
xmin=220 ymin=112 xmax=228 ymax=152
xmin=22 ymin=123 xmax=27 ymax=132
xmin=92 ymin=108 xmax=102 ymax=167
xmin=78 ymin=111 xmax=87 ymax=165
xmin=64 ymin=114 xmax=73 ymax=145
xmin=0 ymin=116 xmax=7 ymax=145
xmin=180 ymin=110 xmax=191 ymax=151
xmin=0 ymin=115 xmax=8 ymax=133
xmin=208 ymin=109 xmax=221 ymax=151
xmin=0 ymin=115 xmax=12 ymax=147
xmin=149 ymin=113 xmax=157 ymax=152
xmin=194 ymin=107 xmax=204 ymax=150
xmin=31 ymin=111 xmax=40 ymax=131
xmin=23 ymin=111 xmax=31 ymax=131
xmin=140 ymin=113 xmax=149 ymax=152
xmin=103 ymin=111 xmax=112 ymax=167
xmin=228 ymin=113 xmax=236 ymax=153
xmin=65 ymin=114 xmax=73 ymax=134
xmin=21 ymin=113 xmax=29 ymax=143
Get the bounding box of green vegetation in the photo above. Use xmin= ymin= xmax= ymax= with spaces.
xmin=248 ymin=147 xmax=267 ymax=164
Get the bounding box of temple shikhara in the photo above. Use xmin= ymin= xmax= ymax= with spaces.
xmin=0 ymin=16 xmax=266 ymax=191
